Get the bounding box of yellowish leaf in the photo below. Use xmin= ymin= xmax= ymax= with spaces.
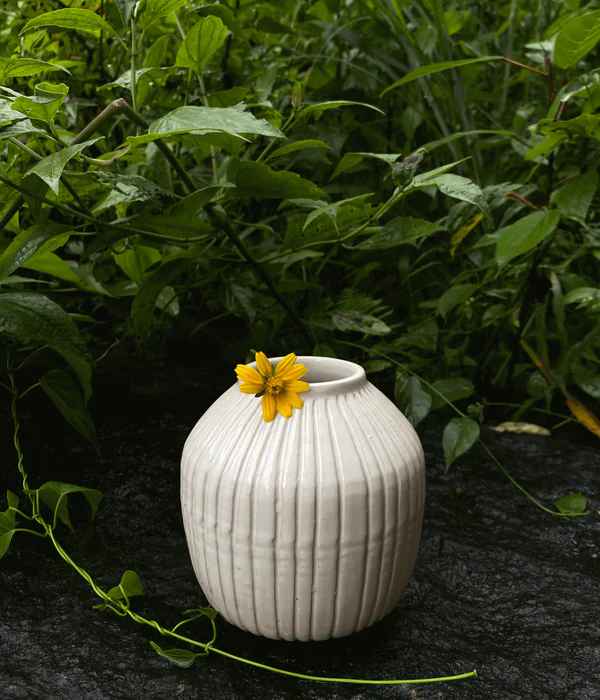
xmin=450 ymin=213 xmax=483 ymax=257
xmin=566 ymin=398 xmax=600 ymax=439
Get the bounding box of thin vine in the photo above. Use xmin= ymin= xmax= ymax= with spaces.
xmin=2 ymin=374 xmax=477 ymax=688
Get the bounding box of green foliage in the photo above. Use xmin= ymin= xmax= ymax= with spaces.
xmin=0 ymin=0 xmax=596 ymax=487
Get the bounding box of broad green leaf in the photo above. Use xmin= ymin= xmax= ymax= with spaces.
xmin=0 ymin=527 xmax=16 ymax=560
xmin=437 ymin=284 xmax=477 ymax=319
xmin=419 ymin=174 xmax=485 ymax=208
xmin=411 ymin=159 xmax=470 ymax=186
xmin=0 ymin=223 xmax=71 ymax=280
xmin=350 ymin=216 xmax=443 ymax=250
xmin=6 ymin=491 xmax=19 ymax=510
xmin=107 ymin=570 xmax=144 ymax=602
xmin=554 ymin=492 xmax=588 ymax=514
xmin=572 ymin=360 xmax=600 ymax=399
xmin=331 ymin=152 xmax=402 ymax=180
xmin=381 ymin=56 xmax=502 ymax=96
xmin=331 ymin=310 xmax=391 ymax=335
xmin=554 ymin=11 xmax=600 ymax=69
xmin=129 ymin=105 xmax=284 ymax=145
xmin=20 ymin=9 xmax=116 ymax=38
xmin=234 ymin=161 xmax=324 ymax=200
xmin=443 ymin=417 xmax=480 ymax=468
xmin=495 ymin=210 xmax=561 ymax=266
xmin=296 ymin=100 xmax=384 ymax=121
xmin=431 ymin=378 xmax=475 ymax=409
xmin=12 ymin=82 xmax=69 ymax=125
xmin=0 ymin=58 xmax=69 ymax=81
xmin=40 ymin=370 xmax=96 ymax=443
xmin=113 ymin=245 xmax=161 ymax=284
xmin=395 ymin=374 xmax=431 ymax=426
xmin=176 ymin=16 xmax=230 ymax=73
xmin=149 ymin=641 xmax=203 ymax=668
xmin=564 ymin=287 xmax=600 ymax=307
xmin=0 ymin=292 xmax=92 ymax=399
xmin=140 ymin=0 xmax=188 ymax=29
xmin=27 ymin=137 xmax=103 ymax=195
xmin=552 ymin=171 xmax=598 ymax=221
xmin=37 ymin=480 xmax=103 ymax=530
xmin=132 ymin=258 xmax=190 ymax=337
xmin=267 ymin=139 xmax=331 ymax=161
xmin=23 ymin=253 xmax=84 ymax=287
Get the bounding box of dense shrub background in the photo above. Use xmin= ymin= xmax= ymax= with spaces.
xmin=1 ymin=0 xmax=599 ymax=457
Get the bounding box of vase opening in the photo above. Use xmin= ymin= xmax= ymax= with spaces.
xmin=252 ymin=356 xmax=367 ymax=395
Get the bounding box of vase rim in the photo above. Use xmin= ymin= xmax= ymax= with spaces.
xmin=247 ymin=355 xmax=367 ymax=396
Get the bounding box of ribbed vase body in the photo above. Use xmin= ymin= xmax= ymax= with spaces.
xmin=181 ymin=357 xmax=425 ymax=641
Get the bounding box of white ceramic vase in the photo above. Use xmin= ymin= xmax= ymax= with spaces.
xmin=180 ymin=356 xmax=425 ymax=641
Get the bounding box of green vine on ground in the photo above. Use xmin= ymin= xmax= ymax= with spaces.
xmin=1 ymin=374 xmax=477 ymax=687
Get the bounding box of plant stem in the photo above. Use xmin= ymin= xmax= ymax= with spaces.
xmin=130 ymin=18 xmax=137 ymax=114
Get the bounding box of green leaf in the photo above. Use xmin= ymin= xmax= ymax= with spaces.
xmin=20 ymin=9 xmax=116 ymax=37
xmin=40 ymin=370 xmax=96 ymax=443
xmin=0 ymin=292 xmax=92 ymax=400
xmin=23 ymin=253 xmax=84 ymax=287
xmin=12 ymin=82 xmax=69 ymax=125
xmin=431 ymin=378 xmax=475 ymax=409
xmin=554 ymin=492 xmax=588 ymax=515
xmin=113 ymin=244 xmax=161 ymax=284
xmin=381 ymin=56 xmax=502 ymax=96
xmin=267 ymin=139 xmax=331 ymax=162
xmin=554 ymin=11 xmax=600 ymax=69
xmin=0 ymin=57 xmax=69 ymax=81
xmin=495 ymin=210 xmax=561 ymax=266
xmin=331 ymin=310 xmax=391 ymax=336
xmin=27 ymin=137 xmax=103 ymax=195
xmin=0 ymin=529 xmax=16 ymax=560
xmin=176 ymin=16 xmax=230 ymax=73
xmin=107 ymin=570 xmax=144 ymax=602
xmin=443 ymin=417 xmax=480 ymax=468
xmin=0 ymin=223 xmax=71 ymax=281
xmin=437 ymin=284 xmax=477 ymax=319
xmin=563 ymin=287 xmax=600 ymax=307
xmin=296 ymin=100 xmax=384 ymax=121
xmin=395 ymin=374 xmax=431 ymax=426
xmin=149 ymin=641 xmax=203 ymax=668
xmin=129 ymin=105 xmax=284 ymax=145
xmin=37 ymin=480 xmax=103 ymax=530
xmin=551 ymin=171 xmax=598 ymax=222
xmin=131 ymin=258 xmax=190 ymax=337
xmin=140 ymin=0 xmax=189 ymax=29
xmin=350 ymin=217 xmax=443 ymax=250
xmin=418 ymin=174 xmax=485 ymax=208
xmin=234 ymin=161 xmax=324 ymax=200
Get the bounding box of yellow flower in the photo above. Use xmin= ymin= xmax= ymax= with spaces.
xmin=235 ymin=351 xmax=310 ymax=422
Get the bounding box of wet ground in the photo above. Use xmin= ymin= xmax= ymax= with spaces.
xmin=1 ymin=356 xmax=599 ymax=699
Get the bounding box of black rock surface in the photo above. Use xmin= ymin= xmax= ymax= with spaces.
xmin=1 ymin=361 xmax=599 ymax=699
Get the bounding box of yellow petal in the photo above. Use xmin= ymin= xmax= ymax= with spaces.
xmin=286 ymin=391 xmax=304 ymax=409
xmin=274 ymin=353 xmax=297 ymax=377
xmin=239 ymin=382 xmax=264 ymax=394
xmin=262 ymin=393 xmax=276 ymax=422
xmin=278 ymin=364 xmax=307 ymax=381
xmin=286 ymin=380 xmax=309 ymax=393
xmin=235 ymin=364 xmax=263 ymax=384
xmin=276 ymin=394 xmax=293 ymax=418
xmin=255 ymin=351 xmax=273 ymax=378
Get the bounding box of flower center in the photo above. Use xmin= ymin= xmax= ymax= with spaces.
xmin=265 ymin=376 xmax=284 ymax=395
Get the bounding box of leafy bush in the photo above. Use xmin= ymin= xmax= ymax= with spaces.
xmin=2 ymin=1 xmax=599 ymax=477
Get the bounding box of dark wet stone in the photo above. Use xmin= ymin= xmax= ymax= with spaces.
xmin=1 ymin=360 xmax=599 ymax=699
